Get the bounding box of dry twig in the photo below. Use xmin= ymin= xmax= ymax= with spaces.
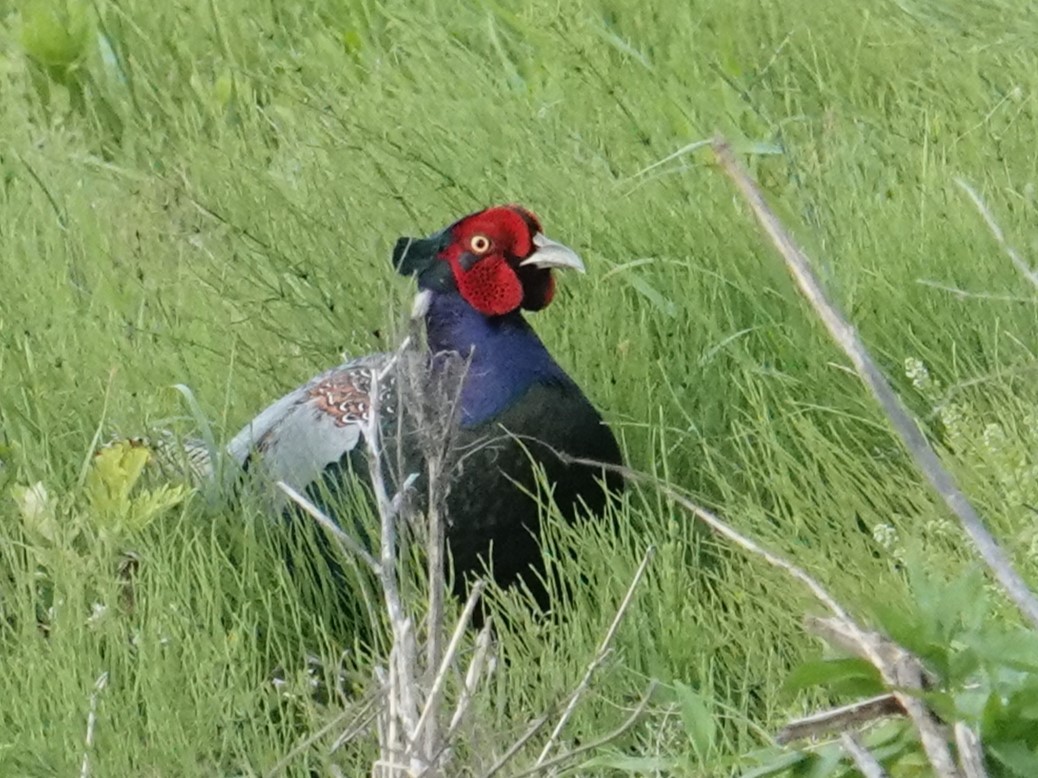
xmin=840 ymin=731 xmax=889 ymax=778
xmin=776 ymin=694 xmax=903 ymax=744
xmin=356 ymin=330 xmax=494 ymax=777
xmin=954 ymin=722 xmax=989 ymax=778
xmin=557 ymin=456 xmax=959 ymax=775
xmin=535 ymin=545 xmax=656 ymax=766
xmin=509 ymin=682 xmax=658 ymax=778
xmin=956 ymin=179 xmax=1038 ymax=292
xmin=363 ymin=357 xmax=424 ymax=775
xmin=805 ymin=617 xmax=957 ymax=777
xmin=409 ymin=580 xmax=488 ymax=762
xmin=277 ymin=481 xmax=380 ymax=573
xmin=713 ymin=139 xmax=1038 ymax=632
xmin=79 ymin=671 xmax=109 ymax=778
xmin=445 ymin=622 xmax=495 ymax=740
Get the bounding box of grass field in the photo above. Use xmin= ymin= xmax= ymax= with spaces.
xmin=3 ymin=0 xmax=1038 ymax=774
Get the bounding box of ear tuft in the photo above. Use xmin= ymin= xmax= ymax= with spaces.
xmin=392 ymin=237 xmax=423 ymax=275
xmin=392 ymin=233 xmax=446 ymax=276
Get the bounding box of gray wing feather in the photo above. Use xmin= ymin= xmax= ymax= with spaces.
xmin=227 ymin=353 xmax=390 ymax=507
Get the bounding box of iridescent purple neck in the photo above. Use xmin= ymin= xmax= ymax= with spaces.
xmin=422 ymin=292 xmax=571 ymax=426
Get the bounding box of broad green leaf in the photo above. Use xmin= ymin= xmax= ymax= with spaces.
xmin=85 ymin=440 xmax=150 ymax=517
xmin=1005 ymin=678 xmax=1038 ymax=721
xmin=125 ymin=483 xmax=191 ymax=532
xmin=783 ymin=657 xmax=882 ymax=695
xmin=674 ymin=681 xmax=716 ymax=760
xmin=967 ymin=629 xmax=1038 ymax=673
xmin=988 ymin=742 xmax=1038 ymax=778
xmin=626 ymin=274 xmax=677 ymax=318
xmin=872 ymin=599 xmax=919 ymax=648
xmin=739 ymin=750 xmax=810 ymax=778
xmin=20 ymin=0 xmax=91 ymax=70
xmin=580 ymin=754 xmax=680 ymax=772
xmin=802 ymin=742 xmax=843 ymax=778
xmin=981 ymin=690 xmax=1005 ymax=737
xmin=860 ymin=720 xmax=918 ymax=765
xmin=84 ymin=440 xmax=190 ymax=538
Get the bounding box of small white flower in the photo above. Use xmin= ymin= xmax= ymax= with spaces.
xmin=86 ymin=602 xmax=108 ymax=627
xmin=904 ymin=357 xmax=931 ymax=391
xmin=981 ymin=423 xmax=1005 ymax=454
xmin=924 ymin=519 xmax=954 ymax=539
xmin=872 ymin=523 xmax=898 ymax=549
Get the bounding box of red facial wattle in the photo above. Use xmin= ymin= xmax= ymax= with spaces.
xmin=428 ymin=205 xmax=573 ymax=317
xmin=452 ymin=255 xmax=524 ymax=316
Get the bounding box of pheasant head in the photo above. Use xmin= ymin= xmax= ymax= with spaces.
xmin=391 ymin=205 xmax=584 ymax=317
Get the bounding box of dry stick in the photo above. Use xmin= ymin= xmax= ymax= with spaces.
xmin=266 ymin=694 xmax=380 ymax=776
xmin=534 ymin=545 xmax=656 ymax=767
xmin=805 ymin=616 xmax=957 ymax=777
xmin=366 ymin=358 xmax=423 ymax=774
xmin=507 ymin=681 xmax=658 ymax=778
xmin=954 ymin=723 xmax=989 ymax=778
xmin=416 ymin=621 xmax=498 ymax=777
xmin=956 ymin=178 xmax=1038 ymax=292
xmin=803 ymin=617 xmax=935 ymax=688
xmin=410 ymin=580 xmax=489 ymax=763
xmin=776 ymin=694 xmax=904 ymax=744
xmin=372 ymin=336 xmax=459 ymax=776
xmin=375 ymin=664 xmax=396 ymax=776
xmin=713 ymin=139 xmax=1038 ymax=632
xmin=416 ymin=354 xmax=458 ymax=766
xmin=840 ymin=732 xmax=889 ymax=778
xmin=276 ymin=481 xmax=380 ymax=573
xmin=423 ymin=455 xmax=446 ymax=767
xmin=394 ymin=623 xmax=422 ymax=770
xmin=558 ymin=454 xmax=961 ymax=778
xmin=413 ymin=349 xmax=473 ymax=769
xmin=382 ymin=660 xmax=399 ymax=776
xmin=445 ymin=621 xmax=495 ymax=739
xmin=481 ymin=714 xmax=553 ymax=778
xmin=556 ymin=451 xmax=853 ymax=623
xmin=79 ymin=671 xmax=109 ymax=778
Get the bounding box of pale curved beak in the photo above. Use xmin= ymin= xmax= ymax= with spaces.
xmin=519 ymin=233 xmax=586 ymax=273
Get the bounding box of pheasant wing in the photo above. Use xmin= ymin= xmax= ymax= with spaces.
xmin=227 ymin=353 xmax=394 ymax=506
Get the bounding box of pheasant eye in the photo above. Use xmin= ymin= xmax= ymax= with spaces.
xmin=470 ymin=235 xmax=492 ymax=254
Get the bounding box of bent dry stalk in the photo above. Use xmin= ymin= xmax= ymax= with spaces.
xmin=712 ymin=137 xmax=1038 ymax=632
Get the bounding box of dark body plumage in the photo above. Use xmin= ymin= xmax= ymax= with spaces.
xmin=446 ymin=384 xmax=621 ymax=602
xmin=223 ymin=206 xmax=623 ymax=608
xmin=412 ymin=292 xmax=621 ymax=600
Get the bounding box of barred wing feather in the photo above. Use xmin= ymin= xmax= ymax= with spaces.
xmin=226 ymin=353 xmax=392 ymax=507
xmin=133 ymin=354 xmax=393 ymax=508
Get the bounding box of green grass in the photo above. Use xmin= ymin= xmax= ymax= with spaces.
xmin=3 ymin=0 xmax=1038 ymax=774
